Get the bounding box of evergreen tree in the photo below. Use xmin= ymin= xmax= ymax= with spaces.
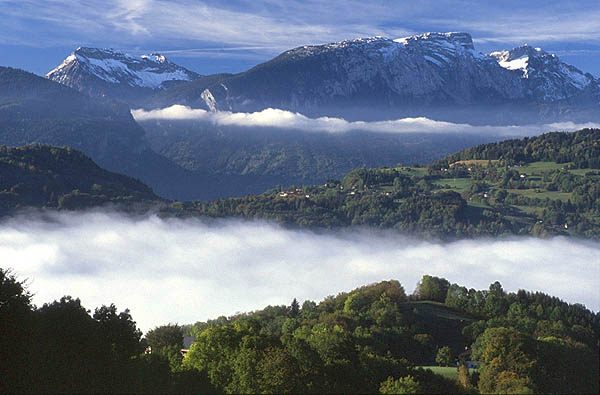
xmin=289 ymin=298 xmax=300 ymax=318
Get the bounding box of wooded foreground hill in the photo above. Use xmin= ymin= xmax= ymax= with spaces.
xmin=2 ymin=269 xmax=598 ymax=393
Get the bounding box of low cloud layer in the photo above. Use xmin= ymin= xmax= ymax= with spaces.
xmin=1 ymin=211 xmax=598 ymax=332
xmin=132 ymin=105 xmax=600 ymax=137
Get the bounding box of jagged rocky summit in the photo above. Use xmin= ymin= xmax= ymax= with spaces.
xmin=46 ymin=47 xmax=199 ymax=103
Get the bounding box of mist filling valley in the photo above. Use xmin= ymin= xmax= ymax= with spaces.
xmin=2 ymin=210 xmax=598 ymax=332
xmin=132 ymin=105 xmax=600 ymax=136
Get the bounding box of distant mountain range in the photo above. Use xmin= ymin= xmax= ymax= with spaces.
xmin=48 ymin=32 xmax=600 ymax=125
xmin=0 ymin=64 xmax=495 ymax=202
xmin=2 ymin=32 xmax=600 ymax=202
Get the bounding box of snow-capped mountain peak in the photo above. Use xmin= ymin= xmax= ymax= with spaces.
xmin=46 ymin=47 xmax=199 ymax=92
xmin=394 ymin=31 xmax=475 ymax=51
xmin=489 ymin=43 xmax=593 ymax=93
xmin=490 ymin=44 xmax=548 ymax=75
xmin=141 ymin=53 xmax=167 ymax=64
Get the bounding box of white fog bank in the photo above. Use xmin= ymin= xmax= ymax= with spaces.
xmin=132 ymin=105 xmax=600 ymax=137
xmin=1 ymin=211 xmax=598 ymax=332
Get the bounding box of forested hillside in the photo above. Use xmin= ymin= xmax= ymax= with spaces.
xmin=0 ymin=67 xmax=220 ymax=201
xmin=180 ymin=276 xmax=598 ymax=394
xmin=0 ymin=145 xmax=159 ymax=213
xmin=180 ymin=129 xmax=600 ymax=238
xmin=1 ymin=130 xmax=598 ymax=239
xmin=2 ymin=269 xmax=597 ymax=393
xmin=435 ymin=128 xmax=600 ymax=169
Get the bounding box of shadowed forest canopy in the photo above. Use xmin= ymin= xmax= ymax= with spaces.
xmin=435 ymin=128 xmax=600 ymax=169
xmin=0 ymin=145 xmax=159 ymax=213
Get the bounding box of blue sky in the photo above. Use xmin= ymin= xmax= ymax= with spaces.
xmin=1 ymin=0 xmax=599 ymax=76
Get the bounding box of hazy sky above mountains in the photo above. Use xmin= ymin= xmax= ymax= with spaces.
xmin=2 ymin=211 xmax=598 ymax=332
xmin=1 ymin=0 xmax=599 ymax=76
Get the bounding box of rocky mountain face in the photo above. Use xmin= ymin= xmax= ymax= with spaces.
xmin=46 ymin=47 xmax=199 ymax=104
xmin=1 ymin=66 xmax=144 ymax=162
xmin=0 ymin=66 xmax=213 ymax=200
xmin=149 ymin=32 xmax=600 ymax=124
xmin=29 ymin=33 xmax=600 ymax=200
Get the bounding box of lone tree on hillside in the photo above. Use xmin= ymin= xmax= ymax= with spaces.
xmin=435 ymin=346 xmax=454 ymax=367
xmin=414 ymin=275 xmax=450 ymax=302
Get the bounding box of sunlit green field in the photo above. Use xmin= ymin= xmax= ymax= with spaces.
xmin=450 ymin=159 xmax=499 ymax=167
xmin=507 ymin=188 xmax=573 ymax=201
xmin=418 ymin=366 xmax=477 ymax=380
xmin=514 ymin=205 xmax=544 ymax=216
xmin=517 ymin=161 xmax=569 ymax=175
xmin=395 ymin=166 xmax=429 ymax=177
xmin=432 ymin=178 xmax=473 ymax=193
xmin=570 ymin=168 xmax=600 ymax=177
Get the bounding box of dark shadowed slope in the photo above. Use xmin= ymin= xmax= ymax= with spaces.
xmin=0 ymin=66 xmax=224 ymax=201
xmin=0 ymin=145 xmax=160 ymax=213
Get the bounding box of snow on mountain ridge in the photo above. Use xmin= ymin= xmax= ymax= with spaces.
xmin=489 ymin=43 xmax=594 ymax=94
xmin=287 ymin=32 xmax=476 ymax=61
xmin=264 ymin=32 xmax=597 ymax=106
xmin=393 ymin=32 xmax=474 ymax=50
xmin=46 ymin=47 xmax=198 ymax=90
xmin=46 ymin=33 xmax=600 ymax=113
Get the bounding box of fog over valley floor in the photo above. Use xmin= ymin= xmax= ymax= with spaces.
xmin=2 ymin=210 xmax=598 ymax=332
xmin=132 ymin=105 xmax=600 ymax=136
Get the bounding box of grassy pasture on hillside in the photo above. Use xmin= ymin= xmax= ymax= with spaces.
xmin=507 ymin=188 xmax=573 ymax=201
xmin=515 ymin=205 xmax=544 ymax=216
xmin=418 ymin=366 xmax=477 ymax=381
xmin=571 ymin=168 xmax=599 ymax=175
xmin=394 ymin=166 xmax=429 ymax=177
xmin=517 ymin=161 xmax=569 ymax=175
xmin=450 ymin=159 xmax=499 ymax=167
xmin=432 ymin=178 xmax=474 ymax=193
xmin=193 ymin=130 xmax=600 ymax=238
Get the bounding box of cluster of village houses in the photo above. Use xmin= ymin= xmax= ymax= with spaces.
xmin=277 ymin=183 xmax=396 ymax=199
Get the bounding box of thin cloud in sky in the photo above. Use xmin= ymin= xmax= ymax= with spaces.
xmin=2 ymin=0 xmax=598 ymax=51
xmin=131 ymin=105 xmax=600 ymax=137
xmin=0 ymin=0 xmax=389 ymax=50
xmin=3 ymin=0 xmax=600 ymax=76
xmin=1 ymin=211 xmax=598 ymax=332
xmin=466 ymin=13 xmax=600 ymax=45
